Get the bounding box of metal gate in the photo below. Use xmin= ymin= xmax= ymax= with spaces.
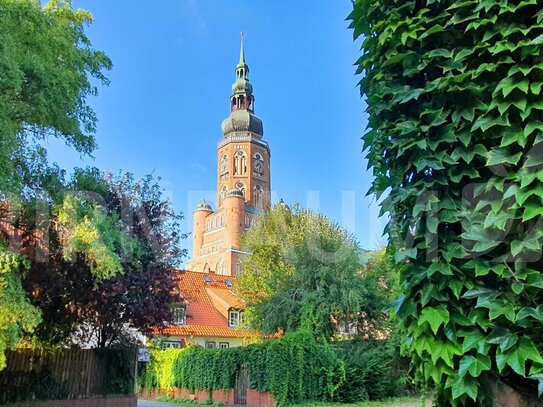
xmin=235 ymin=366 xmax=248 ymax=405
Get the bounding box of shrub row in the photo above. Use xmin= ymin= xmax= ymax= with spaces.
xmin=142 ymin=331 xmax=415 ymax=405
xmin=142 ymin=331 xmax=344 ymax=406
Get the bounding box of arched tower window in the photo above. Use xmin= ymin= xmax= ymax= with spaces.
xmin=219 ymin=185 xmax=227 ymax=207
xmin=235 ymin=181 xmax=246 ymax=197
xmin=254 ymin=185 xmax=263 ymax=209
xmin=253 ymin=153 xmax=264 ymax=177
xmin=220 ymin=154 xmax=229 ymax=176
xmin=234 ymin=151 xmax=247 ymax=175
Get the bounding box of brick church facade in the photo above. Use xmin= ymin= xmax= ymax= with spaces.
xmin=154 ymin=38 xmax=272 ymax=349
xmin=186 ymin=36 xmax=271 ymax=276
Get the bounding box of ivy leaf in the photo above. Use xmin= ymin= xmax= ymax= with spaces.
xmin=449 ymin=374 xmax=478 ymax=401
xmin=522 ymin=204 xmax=543 ymax=221
xmin=461 ymin=330 xmax=486 ymax=353
xmin=472 ymin=239 xmax=500 ymax=253
xmin=517 ymin=306 xmax=543 ymax=323
xmin=472 ymin=114 xmax=510 ymax=132
xmin=462 ymin=287 xmax=494 ymax=299
xmin=512 ymin=282 xmax=525 ymax=294
xmin=486 ymin=328 xmax=518 ymax=352
xmin=459 ymin=354 xmax=491 ymax=378
xmin=395 ymin=247 xmax=417 ymax=263
xmin=449 ymin=279 xmax=463 ymax=299
xmin=479 ymin=300 xmax=516 ymax=322
xmin=498 ymin=338 xmax=543 ymax=376
xmin=511 ymin=237 xmax=541 ymax=257
xmin=524 ymin=121 xmax=543 ymax=138
xmin=419 ymin=306 xmax=450 ymax=334
xmin=431 ymin=340 xmax=460 ymax=368
xmin=486 ymin=149 xmax=522 ymax=166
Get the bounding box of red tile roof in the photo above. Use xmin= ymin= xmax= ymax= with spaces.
xmin=160 ymin=324 xmax=260 ymax=338
xmin=157 ymin=270 xmax=256 ymax=339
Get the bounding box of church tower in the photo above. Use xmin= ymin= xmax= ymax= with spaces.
xmin=186 ymin=36 xmax=271 ymax=276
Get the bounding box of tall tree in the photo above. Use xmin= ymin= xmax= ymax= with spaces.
xmin=350 ymin=0 xmax=543 ymax=404
xmin=0 ymin=0 xmax=110 ymax=366
xmin=237 ymin=203 xmax=375 ymax=340
xmin=23 ymin=169 xmax=186 ymax=347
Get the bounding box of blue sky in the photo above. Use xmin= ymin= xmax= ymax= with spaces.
xmin=48 ymin=1 xmax=386 ymax=261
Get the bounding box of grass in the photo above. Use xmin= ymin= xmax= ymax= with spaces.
xmin=291 ymin=397 xmax=430 ymax=407
xmin=152 ymin=395 xmax=431 ymax=407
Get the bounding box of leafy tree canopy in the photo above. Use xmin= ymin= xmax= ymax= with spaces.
xmin=237 ymin=203 xmax=386 ymax=340
xmin=0 ymin=0 xmax=111 ymax=195
xmin=23 ymin=168 xmax=186 ymax=347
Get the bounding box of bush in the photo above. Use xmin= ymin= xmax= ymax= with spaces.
xmin=334 ymin=335 xmax=413 ymax=403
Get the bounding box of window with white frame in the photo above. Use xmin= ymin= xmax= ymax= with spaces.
xmin=205 ymin=341 xmax=216 ymax=349
xmin=172 ymin=305 xmax=186 ymax=325
xmin=229 ymin=310 xmax=242 ymax=327
xmin=219 ymin=342 xmax=229 ymax=349
xmin=162 ymin=341 xmax=182 ymax=350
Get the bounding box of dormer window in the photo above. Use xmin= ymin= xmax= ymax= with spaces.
xmin=229 ymin=309 xmax=242 ymax=328
xmin=172 ymin=305 xmax=186 ymax=325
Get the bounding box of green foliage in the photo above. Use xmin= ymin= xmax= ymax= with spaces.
xmin=0 ymin=248 xmax=41 ymax=370
xmin=54 ymin=193 xmax=128 ymax=279
xmin=334 ymin=336 xmax=413 ymax=403
xmin=0 ymin=0 xmax=111 ymax=194
xmin=25 ymin=168 xmax=186 ymax=347
xmin=349 ymin=0 xmax=543 ymax=404
xmin=143 ymin=331 xmax=345 ymax=406
xmin=0 ymin=368 xmax=69 ymax=404
xmin=146 ymin=347 xmax=187 ymax=390
xmin=98 ymin=347 xmax=137 ymax=395
xmin=238 ymin=204 xmax=365 ymax=339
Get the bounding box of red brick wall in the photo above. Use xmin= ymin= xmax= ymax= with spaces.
xmin=141 ymin=387 xmax=276 ymax=407
xmin=2 ymin=397 xmax=136 ymax=407
xmin=247 ymin=389 xmax=277 ymax=407
xmin=195 ymin=389 xmax=211 ymax=401
xmin=211 ymin=389 xmax=235 ymax=404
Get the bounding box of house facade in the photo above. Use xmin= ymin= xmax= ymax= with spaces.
xmin=157 ymin=270 xmax=260 ymax=349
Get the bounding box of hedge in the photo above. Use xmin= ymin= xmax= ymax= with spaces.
xmin=142 ymin=331 xmax=345 ymax=406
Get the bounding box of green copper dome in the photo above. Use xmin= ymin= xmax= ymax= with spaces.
xmin=222 ymin=110 xmax=263 ymax=137
xmin=195 ymin=199 xmax=212 ymax=212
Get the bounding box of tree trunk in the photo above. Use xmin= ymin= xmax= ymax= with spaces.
xmin=493 ymin=381 xmax=543 ymax=407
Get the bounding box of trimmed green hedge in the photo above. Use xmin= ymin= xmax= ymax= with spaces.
xmin=142 ymin=331 xmax=345 ymax=406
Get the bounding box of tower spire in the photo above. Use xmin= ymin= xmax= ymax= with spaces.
xmin=221 ymin=34 xmax=263 ymax=138
xmin=239 ymin=32 xmax=245 ymax=65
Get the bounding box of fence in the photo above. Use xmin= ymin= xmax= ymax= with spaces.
xmin=0 ymin=348 xmax=136 ymax=405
